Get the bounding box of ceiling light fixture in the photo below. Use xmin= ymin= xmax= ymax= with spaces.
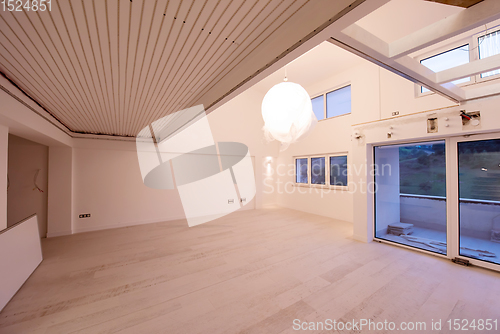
xmin=261 ymin=68 xmax=317 ymax=151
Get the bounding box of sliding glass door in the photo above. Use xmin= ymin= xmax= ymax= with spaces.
xmin=458 ymin=138 xmax=500 ymax=266
xmin=374 ymin=141 xmax=447 ymax=255
xmin=374 ymin=135 xmax=500 ymax=271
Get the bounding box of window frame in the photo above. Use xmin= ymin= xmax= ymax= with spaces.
xmin=416 ymin=28 xmax=500 ymax=97
xmin=310 ymin=156 xmax=327 ymax=186
xmin=294 ymin=156 xmax=309 ymax=185
xmin=416 ymin=41 xmax=474 ymax=97
xmin=294 ymin=153 xmax=349 ymax=190
xmin=311 ymin=83 xmax=352 ymax=121
xmin=328 ymin=153 xmax=349 ymax=189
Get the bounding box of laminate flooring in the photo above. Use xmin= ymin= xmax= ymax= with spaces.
xmin=1 ymin=208 xmax=499 ymax=333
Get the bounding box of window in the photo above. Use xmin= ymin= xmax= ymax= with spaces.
xmin=479 ymin=30 xmax=500 ymax=78
xmin=418 ymin=28 xmax=500 ymax=94
xmin=311 ymin=85 xmax=351 ymax=120
xmin=326 ymin=85 xmax=351 ymax=118
xmin=330 ymin=155 xmax=348 ymax=186
xmin=420 ymin=45 xmax=470 ymax=93
xmin=311 ymin=95 xmax=324 ymax=121
xmin=295 ymin=158 xmax=308 ymax=184
xmin=295 ymin=154 xmax=348 ymax=187
xmin=311 ymin=157 xmax=326 ymax=185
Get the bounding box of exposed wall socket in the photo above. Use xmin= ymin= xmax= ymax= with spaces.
xmin=228 ymin=199 xmax=234 ymax=204
xmin=240 ymin=198 xmax=246 ymax=203
xmin=392 ymin=111 xmax=399 ymax=116
xmin=461 ymin=110 xmax=481 ymax=130
xmin=427 ymin=117 xmax=438 ymax=133
xmin=79 ymin=214 xmax=91 ymax=218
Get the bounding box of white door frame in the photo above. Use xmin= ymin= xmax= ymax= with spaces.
xmin=372 ymin=134 xmax=500 ymax=272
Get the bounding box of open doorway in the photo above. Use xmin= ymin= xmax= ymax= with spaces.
xmin=7 ymin=135 xmax=48 ymax=238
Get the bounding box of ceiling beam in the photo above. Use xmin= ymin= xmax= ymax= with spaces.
xmin=436 ymin=53 xmax=500 ymax=83
xmin=341 ymin=23 xmax=390 ymax=57
xmin=328 ymin=35 xmax=465 ymax=102
xmin=389 ymin=0 xmax=500 ymax=58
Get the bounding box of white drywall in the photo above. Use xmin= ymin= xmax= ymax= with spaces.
xmin=0 ymin=124 xmax=7 ymax=231
xmin=47 ymin=146 xmax=73 ymax=237
xmin=0 ymin=215 xmax=42 ymax=312
xmin=7 ymin=135 xmax=48 ymax=237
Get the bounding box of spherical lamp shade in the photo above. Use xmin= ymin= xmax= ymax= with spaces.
xmin=261 ymin=82 xmax=317 ymax=150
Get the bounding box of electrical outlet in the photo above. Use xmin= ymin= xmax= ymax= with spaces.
xmin=79 ymin=214 xmax=91 ymax=218
xmin=392 ymin=111 xmax=399 ymax=116
xmin=240 ymin=198 xmax=246 ymax=203
xmin=228 ymin=199 xmax=234 ymax=204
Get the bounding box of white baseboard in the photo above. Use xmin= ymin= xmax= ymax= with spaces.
xmin=46 ymin=230 xmax=73 ymax=238
xmin=72 ymin=215 xmax=187 ymax=234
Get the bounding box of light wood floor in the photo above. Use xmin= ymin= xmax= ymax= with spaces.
xmin=1 ymin=208 xmax=499 ymax=333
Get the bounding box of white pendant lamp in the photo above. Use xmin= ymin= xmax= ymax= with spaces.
xmin=261 ymin=72 xmax=317 ymax=151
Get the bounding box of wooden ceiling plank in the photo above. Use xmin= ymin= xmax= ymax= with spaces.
xmin=60 ymin=0 xmax=110 ymax=133
xmin=134 ymin=0 xmax=226 ymax=132
xmin=48 ymin=1 xmax=106 ymax=133
xmin=80 ymin=0 xmax=115 ymax=134
xmin=146 ymin=0 xmax=271 ymax=127
xmin=32 ymin=9 xmax=102 ymax=132
xmin=0 ymin=13 xmax=88 ymax=129
xmin=103 ymin=0 xmax=121 ymax=135
xmin=92 ymin=0 xmax=119 ymax=135
xmin=0 ymin=54 xmax=80 ymax=129
xmin=0 ymin=18 xmax=87 ymax=130
xmin=143 ymin=0 xmax=226 ymax=130
xmin=424 ymin=0 xmax=484 ymax=8
xmin=128 ymin=0 xmax=179 ymax=134
xmin=134 ymin=0 xmax=194 ymax=133
xmin=127 ymin=0 xmax=167 ymax=129
xmin=126 ymin=0 xmax=164 ymax=135
xmin=184 ymin=0 xmax=306 ymax=110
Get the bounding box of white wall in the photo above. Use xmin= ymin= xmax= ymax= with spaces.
xmin=274 ymin=63 xmax=381 ymax=223
xmin=47 ymin=146 xmax=73 ymax=237
xmin=67 ymin=88 xmax=280 ymax=234
xmin=71 ymin=140 xmax=185 ymax=233
xmin=208 ymin=87 xmax=281 ymax=209
xmin=0 ymin=124 xmax=7 ymax=231
xmin=7 ymin=135 xmax=48 ymax=237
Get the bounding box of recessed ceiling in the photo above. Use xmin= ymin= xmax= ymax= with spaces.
xmin=0 ymin=0 xmax=357 ymax=137
xmin=357 ymin=0 xmax=463 ymax=44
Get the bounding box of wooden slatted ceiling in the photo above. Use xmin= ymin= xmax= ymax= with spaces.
xmin=424 ymin=0 xmax=483 ymax=8
xmin=0 ymin=0 xmax=355 ymax=137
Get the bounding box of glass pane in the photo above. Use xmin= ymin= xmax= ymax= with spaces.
xmin=311 ymin=157 xmax=325 ymax=185
xmin=295 ymin=158 xmax=308 ymax=184
xmin=311 ymin=95 xmax=324 ymax=121
xmin=374 ymin=141 xmax=447 ymax=255
xmin=458 ymin=139 xmax=500 ymax=265
xmin=479 ymin=30 xmax=500 ymax=78
xmin=326 ymin=85 xmax=351 ymax=118
xmin=330 ymin=156 xmax=347 ymax=186
xmin=421 ymin=45 xmax=470 ymax=93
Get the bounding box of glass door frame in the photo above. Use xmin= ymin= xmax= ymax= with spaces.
xmin=449 ymin=132 xmax=500 ymax=272
xmin=371 ymin=137 xmax=452 ymax=260
xmin=371 ymin=134 xmax=500 ymax=272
